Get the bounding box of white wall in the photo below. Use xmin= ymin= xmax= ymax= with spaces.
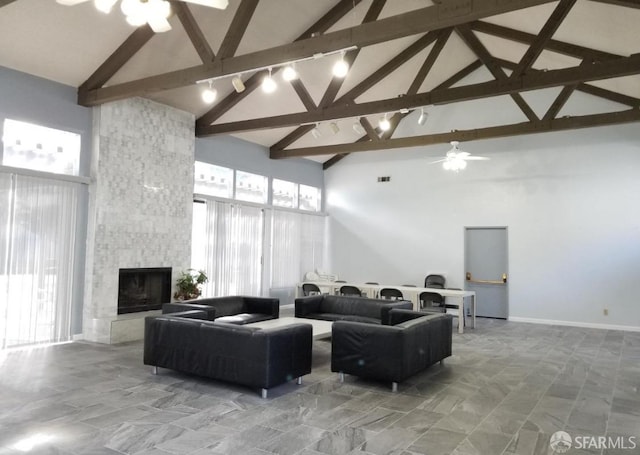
xmin=325 ymin=77 xmax=640 ymax=330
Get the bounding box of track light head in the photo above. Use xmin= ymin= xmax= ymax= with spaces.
xmin=379 ymin=114 xmax=391 ymax=132
xmin=232 ymin=76 xmax=245 ymax=93
xmin=417 ymin=108 xmax=428 ymax=126
xmin=282 ymin=64 xmax=298 ymax=82
xmin=261 ymin=68 xmax=277 ymax=93
xmin=201 ymin=81 xmax=217 ymax=104
xmin=329 ymin=122 xmax=340 ymax=135
xmin=311 ymin=123 xmax=322 ymax=139
xmin=332 ymin=51 xmax=349 ymax=78
xmin=352 ymin=121 xmax=365 ymax=135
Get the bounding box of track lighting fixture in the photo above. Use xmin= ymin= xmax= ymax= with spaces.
xmin=352 ymin=121 xmax=365 ymax=135
xmin=332 ymin=51 xmax=349 ymax=78
xmin=232 ymin=75 xmax=245 ymax=93
xmin=201 ymin=80 xmax=217 ymax=104
xmin=282 ymin=64 xmax=298 ymax=82
xmin=261 ymin=68 xmax=277 ymax=93
xmin=311 ymin=123 xmax=322 ymax=139
xmin=417 ymin=108 xmax=428 ymax=126
xmin=329 ymin=122 xmax=340 ymax=135
xmin=379 ymin=114 xmax=391 ymax=132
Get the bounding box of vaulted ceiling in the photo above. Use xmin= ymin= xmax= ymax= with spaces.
xmin=1 ymin=0 xmax=639 ymax=169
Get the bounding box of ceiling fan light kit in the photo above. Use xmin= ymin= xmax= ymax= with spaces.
xmin=431 ymin=141 xmax=490 ymax=172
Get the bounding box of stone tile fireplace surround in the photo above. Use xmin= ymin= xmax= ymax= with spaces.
xmin=83 ymin=98 xmax=194 ymax=344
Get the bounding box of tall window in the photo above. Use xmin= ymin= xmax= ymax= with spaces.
xmin=272 ymin=179 xmax=298 ymax=208
xmin=193 ymin=200 xmax=264 ymax=296
xmin=194 ymin=162 xmax=233 ymax=198
xmin=2 ymin=119 xmax=81 ymax=176
xmin=0 ymin=174 xmax=79 ymax=348
xmin=270 ymin=210 xmax=326 ymax=289
xmin=235 ymin=170 xmax=268 ymax=204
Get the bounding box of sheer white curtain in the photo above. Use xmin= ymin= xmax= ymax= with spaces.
xmin=271 ymin=210 xmax=326 ymax=289
xmin=0 ymin=174 xmax=78 ymax=349
xmin=199 ymin=200 xmax=264 ymax=296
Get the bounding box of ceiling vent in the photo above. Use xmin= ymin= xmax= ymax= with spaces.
xmin=377 ymin=176 xmax=391 ymax=182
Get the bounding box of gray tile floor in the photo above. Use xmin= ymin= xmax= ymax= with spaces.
xmin=1 ymin=318 xmax=639 ymax=455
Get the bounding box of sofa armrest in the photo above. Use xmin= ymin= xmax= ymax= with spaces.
xmin=243 ymin=296 xmax=280 ymax=318
xmin=380 ymin=300 xmax=413 ymax=325
xmin=162 ymin=302 xmax=216 ymax=320
xmin=165 ymin=309 xmax=209 ymax=320
xmin=387 ymin=309 xmax=427 ymax=326
xmin=259 ymin=323 xmax=313 ymax=387
xmin=331 ymin=321 xmax=404 ymax=382
xmin=294 ymin=295 xmax=324 ymax=317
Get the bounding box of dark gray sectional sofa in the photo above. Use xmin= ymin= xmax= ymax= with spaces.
xmin=144 ymin=311 xmax=312 ymax=398
xmin=162 ymin=295 xmax=279 ymax=324
xmin=294 ymin=294 xmax=412 ymax=324
xmin=331 ymin=309 xmax=453 ymax=391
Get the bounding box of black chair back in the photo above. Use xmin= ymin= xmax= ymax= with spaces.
xmin=302 ymin=283 xmax=321 ymax=296
xmin=380 ymin=288 xmax=403 ymax=300
xmin=424 ymin=274 xmax=446 ymax=289
xmin=340 ymin=285 xmax=362 ymax=297
xmin=419 ymin=291 xmax=445 ymax=312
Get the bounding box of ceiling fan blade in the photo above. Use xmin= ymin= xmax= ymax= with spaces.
xmin=56 ymin=0 xmax=91 ymax=5
xmin=148 ymin=15 xmax=172 ymax=33
xmin=429 ymin=158 xmax=447 ymax=164
xmin=464 ymin=156 xmax=490 ymax=161
xmin=181 ymin=0 xmax=229 ymax=9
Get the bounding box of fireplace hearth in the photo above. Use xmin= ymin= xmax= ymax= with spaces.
xmin=118 ymin=267 xmax=171 ymax=314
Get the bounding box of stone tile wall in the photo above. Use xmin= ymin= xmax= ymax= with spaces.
xmin=83 ymin=98 xmax=194 ymax=343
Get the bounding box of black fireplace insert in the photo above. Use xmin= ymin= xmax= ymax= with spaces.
xmin=118 ymin=267 xmax=171 ymax=314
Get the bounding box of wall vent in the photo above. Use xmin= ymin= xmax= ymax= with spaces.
xmin=377 ymin=176 xmax=391 ymax=182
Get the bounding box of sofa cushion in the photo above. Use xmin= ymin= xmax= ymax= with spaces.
xmin=203 ymin=298 xmax=245 ymax=317
xmin=215 ymin=313 xmax=274 ymax=325
xmin=321 ymin=295 xmax=385 ymax=319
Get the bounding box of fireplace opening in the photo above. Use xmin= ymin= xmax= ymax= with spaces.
xmin=118 ymin=267 xmax=171 ymax=314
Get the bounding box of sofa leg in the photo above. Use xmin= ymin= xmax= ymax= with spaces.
xmin=296 ymin=377 xmax=302 ymax=385
xmin=152 ymin=366 xmax=158 ymax=375
xmin=339 ymin=372 xmax=344 ymax=383
xmin=391 ymin=382 xmax=398 ymax=393
xmin=261 ymin=388 xmax=268 ymax=399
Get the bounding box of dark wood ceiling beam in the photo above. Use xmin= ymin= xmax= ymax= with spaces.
xmin=79 ymin=25 xmax=155 ymax=92
xmin=196 ymin=0 xmax=363 ymax=127
xmin=0 ymin=0 xmax=18 ymax=7
xmin=273 ymin=109 xmax=640 ymax=158
xmin=360 ymin=118 xmax=380 ymax=141
xmin=216 ymin=0 xmax=260 ymax=59
xmin=271 ymin=125 xmax=315 ymax=151
xmin=272 ymin=32 xmax=439 ymax=151
xmin=494 ymin=56 xmax=640 ymax=107
xmin=510 ymin=0 xmax=577 ymax=78
xmin=456 ymin=24 xmax=538 ymax=121
xmin=543 ymin=84 xmax=578 ymax=121
xmin=407 ymin=28 xmax=452 ymax=95
xmin=470 ymin=21 xmax=622 ymax=62
xmin=318 ymin=0 xmax=387 ymax=108
xmin=197 ymin=53 xmax=640 ymax=136
xmin=588 ymin=0 xmax=640 ymax=8
xmin=290 ymin=79 xmax=317 ymax=111
xmin=322 ymin=60 xmax=483 ymax=168
xmin=174 ymin=3 xmax=215 ymax=63
xmin=80 ymin=0 xmax=557 ymax=106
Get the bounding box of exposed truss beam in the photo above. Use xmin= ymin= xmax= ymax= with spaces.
xmin=174 ymin=3 xmax=215 ymax=63
xmin=197 ymin=53 xmax=640 ymax=136
xmin=510 ymin=0 xmax=577 ymax=78
xmin=456 ymin=24 xmax=538 ymax=121
xmin=79 ymin=0 xmax=556 ymax=106
xmin=588 ymin=0 xmax=640 ymax=8
xmin=290 ymin=79 xmax=317 ymax=111
xmin=271 ymin=32 xmax=440 ymax=151
xmin=470 ymin=21 xmax=622 ymax=62
xmin=543 ymin=84 xmax=578 ymax=121
xmin=79 ymin=25 xmax=155 ymax=92
xmin=272 ymin=109 xmax=640 ymax=158
xmin=0 ymin=0 xmax=18 ymax=7
xmin=494 ymin=56 xmax=640 ymax=107
xmin=407 ymin=28 xmax=452 ymax=95
xmin=360 ymin=118 xmax=380 ymax=141
xmin=217 ymin=0 xmax=260 ymax=59
xmin=197 ymin=0 xmax=363 ymax=127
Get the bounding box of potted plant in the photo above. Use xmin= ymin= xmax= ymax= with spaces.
xmin=174 ymin=269 xmax=208 ymax=301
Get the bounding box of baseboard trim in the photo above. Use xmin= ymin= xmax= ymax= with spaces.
xmin=508 ymin=316 xmax=640 ymax=332
xmin=72 ymin=333 xmax=84 ymax=341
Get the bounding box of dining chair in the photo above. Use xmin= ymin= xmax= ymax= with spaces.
xmin=419 ymin=291 xmax=445 ymax=313
xmin=380 ymin=288 xmax=403 ymax=300
xmin=302 ymin=283 xmax=321 ymax=296
xmin=340 ymin=285 xmax=362 ymax=297
xmin=424 ymin=274 xmax=446 ymax=289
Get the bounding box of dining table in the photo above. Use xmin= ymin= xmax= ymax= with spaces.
xmin=296 ymin=281 xmax=476 ymax=334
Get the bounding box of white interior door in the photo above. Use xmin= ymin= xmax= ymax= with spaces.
xmin=464 ymin=227 xmax=509 ymax=319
